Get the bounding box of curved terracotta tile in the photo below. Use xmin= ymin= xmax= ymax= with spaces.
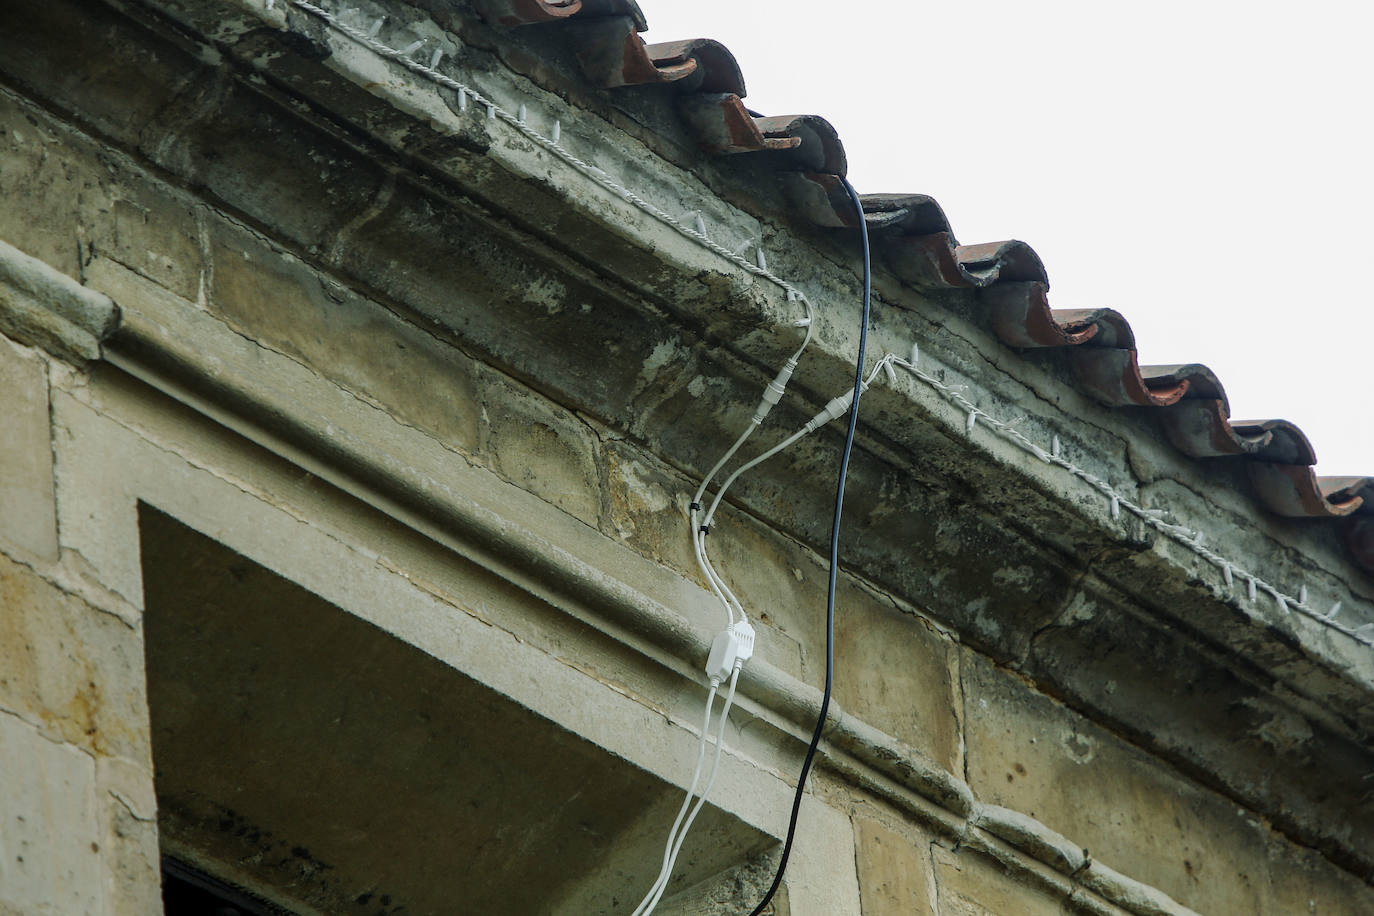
xmin=981 ymin=283 xmax=1102 ymax=348
xmin=1321 ymin=477 xmax=1374 ymax=504
xmin=955 ymin=241 xmax=1047 ymax=286
xmin=1069 ymin=348 xmax=1189 ymax=407
xmin=679 ymin=94 xmax=801 ymax=155
xmin=785 ymin=173 xmax=856 ymax=228
xmin=860 ymin=194 xmax=953 ymax=237
xmin=1140 ymin=364 xmax=1228 ymax=407
xmin=646 ymin=40 xmax=745 ymax=95
xmin=1160 ymin=399 xmax=1273 ymax=458
xmin=472 ymin=0 xmax=582 ymax=27
xmin=752 ymin=114 xmax=846 ymax=175
xmin=1250 ymin=464 xmax=1364 ymax=518
xmin=1230 ymin=419 xmax=1318 ymax=466
xmin=577 ymin=0 xmax=646 ymax=30
xmin=572 ymin=19 xmax=699 ymax=88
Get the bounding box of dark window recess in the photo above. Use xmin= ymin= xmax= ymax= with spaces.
xmin=161 ymin=858 xmax=288 ymax=916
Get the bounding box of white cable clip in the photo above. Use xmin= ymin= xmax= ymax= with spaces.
xmin=785 ymin=288 xmax=797 ymax=302
xmin=966 ymin=410 xmax=978 ymax=435
xmin=486 ymin=102 xmax=496 ymax=120
xmin=265 ymin=0 xmax=274 ymax=9
xmin=517 ymin=103 xmax=527 ymax=125
xmin=1051 ymin=435 xmax=1062 ymax=460
xmin=1298 ymin=585 xmax=1308 ymax=607
xmin=429 ymin=48 xmax=444 ymax=68
xmin=400 ymin=38 xmax=425 ymax=55
xmin=693 ymin=213 xmax=708 ymax=238
xmin=368 ymin=17 xmax=384 ymax=37
xmin=551 ymin=119 xmax=561 ymax=144
xmin=1247 ymin=577 xmax=1258 ymax=602
xmin=1109 ymin=494 xmax=1121 ymax=520
xmin=457 ymin=88 xmax=468 ymax=112
xmin=1327 ymin=601 xmax=1343 ymax=620
xmin=882 ymin=358 xmax=897 ymax=386
xmin=1222 ymin=563 xmax=1234 ymax=588
xmin=792 ymin=317 xmax=812 ymax=328
xmin=909 ymin=341 xmax=920 ymax=368
xmin=755 ymin=245 xmax=768 ymax=271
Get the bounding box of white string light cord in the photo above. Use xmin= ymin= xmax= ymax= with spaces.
xmin=284 ymin=0 xmax=814 ymax=303
xmin=880 ymin=347 xmax=1374 ymax=650
xmin=283 ymin=0 xmax=819 ymax=632
xmin=688 ymin=348 xmax=1373 ymax=654
xmin=631 ymin=667 xmax=741 ymax=916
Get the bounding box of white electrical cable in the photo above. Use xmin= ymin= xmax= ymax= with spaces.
xmin=703 ymin=357 xmax=892 ymax=528
xmin=631 ymin=679 xmax=720 ymax=916
xmin=690 ymin=304 xmax=816 ymax=629
xmin=636 ymin=666 xmax=741 ymax=916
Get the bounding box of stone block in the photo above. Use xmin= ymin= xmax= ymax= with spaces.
xmin=835 ymin=593 xmax=962 ymax=776
xmin=852 ymin=816 xmax=936 ymax=915
xmin=0 ymin=552 xmax=149 ymax=762
xmin=206 ymin=219 xmax=481 ymax=454
xmin=930 ymin=844 xmax=1066 ymax=916
xmin=479 ymin=364 xmax=604 ymax=529
xmin=98 ymin=182 xmax=202 ymax=304
xmin=95 ymin=756 xmax=160 ymax=916
xmin=0 ymin=334 xmax=57 ymax=561
xmin=0 ymin=91 xmax=88 ymax=283
xmin=603 ymin=441 xmax=698 ymax=577
xmin=0 ymin=713 xmax=101 ymax=916
xmin=961 ymin=649 xmax=1270 ymax=915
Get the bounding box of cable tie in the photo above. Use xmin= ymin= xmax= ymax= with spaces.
xmin=429 ymin=48 xmax=443 ymax=68
xmin=368 ymin=17 xmax=384 ymax=37
xmin=551 ymin=119 xmax=561 ymax=144
xmin=401 ymin=38 xmax=425 ymax=55
xmin=1222 ymin=563 xmax=1234 ymax=588
xmin=1327 ymin=601 xmax=1343 ymax=620
xmin=1247 ymin=577 xmax=1257 ymax=602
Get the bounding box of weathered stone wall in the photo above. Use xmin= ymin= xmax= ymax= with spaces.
xmin=3 ymin=0 xmax=1373 ymax=913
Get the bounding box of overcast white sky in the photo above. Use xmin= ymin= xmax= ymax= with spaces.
xmin=644 ymin=2 xmax=1372 ymax=476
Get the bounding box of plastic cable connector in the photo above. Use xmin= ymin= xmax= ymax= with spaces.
xmin=729 ymin=620 xmax=755 ymax=667
xmin=754 ymin=359 xmax=798 ymax=423
xmin=705 ymin=621 xmax=756 ymax=684
xmin=805 ymin=381 xmax=868 ymax=433
xmin=705 ymin=630 xmax=734 ymax=684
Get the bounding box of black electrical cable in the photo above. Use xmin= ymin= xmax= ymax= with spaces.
xmin=745 ymin=177 xmax=870 ymax=916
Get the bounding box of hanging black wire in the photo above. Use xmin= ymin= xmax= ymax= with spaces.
xmin=745 ymin=177 xmax=871 ymax=916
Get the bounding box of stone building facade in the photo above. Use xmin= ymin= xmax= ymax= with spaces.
xmin=2 ymin=0 xmax=1373 ymax=913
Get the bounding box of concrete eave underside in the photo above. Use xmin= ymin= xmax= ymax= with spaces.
xmin=5 ymin=0 xmax=1373 ymax=882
